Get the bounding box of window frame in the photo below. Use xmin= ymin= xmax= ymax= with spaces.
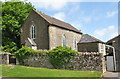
xmin=31 ymin=24 xmax=36 ymax=39
xmin=73 ymin=37 xmax=77 ymax=49
xmin=62 ymin=34 xmax=66 ymax=47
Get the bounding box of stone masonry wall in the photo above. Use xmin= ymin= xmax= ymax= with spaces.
xmin=0 ymin=53 xmax=10 ymax=64
xmin=49 ymin=26 xmax=82 ymax=50
xmin=21 ymin=9 xmax=49 ymax=50
xmin=66 ymin=52 xmax=106 ymax=72
xmin=22 ymin=52 xmax=105 ymax=72
xmin=23 ymin=55 xmax=53 ymax=68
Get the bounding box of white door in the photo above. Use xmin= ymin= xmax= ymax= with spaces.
xmin=106 ymin=56 xmax=115 ymax=71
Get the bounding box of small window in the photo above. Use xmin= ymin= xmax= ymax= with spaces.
xmin=101 ymin=44 xmax=104 ymax=52
xmin=74 ymin=38 xmax=77 ymax=49
xmin=31 ymin=25 xmax=36 ymax=39
xmin=62 ymin=35 xmax=66 ymax=47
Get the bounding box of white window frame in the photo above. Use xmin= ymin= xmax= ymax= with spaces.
xmin=62 ymin=34 xmax=66 ymax=47
xmin=73 ymin=37 xmax=77 ymax=49
xmin=31 ymin=24 xmax=36 ymax=39
xmin=101 ymin=44 xmax=104 ymax=52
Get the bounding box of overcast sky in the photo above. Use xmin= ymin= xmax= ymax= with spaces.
xmin=4 ymin=0 xmax=119 ymax=42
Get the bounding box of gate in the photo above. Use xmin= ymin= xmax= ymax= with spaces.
xmin=9 ymin=54 xmax=16 ymax=64
xmin=106 ymin=56 xmax=115 ymax=71
xmin=106 ymin=45 xmax=117 ymax=71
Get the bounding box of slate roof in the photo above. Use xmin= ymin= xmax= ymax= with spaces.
xmin=107 ymin=35 xmax=120 ymax=44
xmin=78 ymin=34 xmax=104 ymax=43
xmin=33 ymin=9 xmax=82 ymax=34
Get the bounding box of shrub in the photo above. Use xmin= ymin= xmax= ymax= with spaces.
xmin=49 ymin=46 xmax=78 ymax=69
xmin=15 ymin=46 xmax=49 ymax=64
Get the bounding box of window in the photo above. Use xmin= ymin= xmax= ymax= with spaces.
xmin=101 ymin=44 xmax=104 ymax=52
xmin=62 ymin=35 xmax=66 ymax=47
xmin=31 ymin=25 xmax=36 ymax=39
xmin=73 ymin=38 xmax=77 ymax=49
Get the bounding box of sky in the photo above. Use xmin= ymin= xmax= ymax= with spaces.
xmin=4 ymin=0 xmax=118 ymax=42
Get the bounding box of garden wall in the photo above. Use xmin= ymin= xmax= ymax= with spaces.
xmin=67 ymin=52 xmax=106 ymax=72
xmin=0 ymin=53 xmax=11 ymax=64
xmin=22 ymin=54 xmax=53 ymax=68
xmin=21 ymin=52 xmax=106 ymax=72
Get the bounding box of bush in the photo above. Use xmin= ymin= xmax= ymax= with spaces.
xmin=15 ymin=46 xmax=49 ymax=64
xmin=49 ymin=46 xmax=78 ymax=69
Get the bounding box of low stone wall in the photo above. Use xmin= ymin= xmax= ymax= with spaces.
xmin=21 ymin=52 xmax=105 ymax=72
xmin=66 ymin=52 xmax=106 ymax=72
xmin=0 ymin=53 xmax=11 ymax=64
xmin=23 ymin=55 xmax=53 ymax=68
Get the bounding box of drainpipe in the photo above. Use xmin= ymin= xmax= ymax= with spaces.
xmin=112 ymin=41 xmax=117 ymax=71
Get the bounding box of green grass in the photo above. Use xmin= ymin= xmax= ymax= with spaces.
xmin=0 ymin=64 xmax=102 ymax=77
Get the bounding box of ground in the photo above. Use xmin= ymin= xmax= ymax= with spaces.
xmin=0 ymin=64 xmax=102 ymax=78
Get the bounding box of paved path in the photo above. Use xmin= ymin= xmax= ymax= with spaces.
xmin=103 ymin=72 xmax=120 ymax=79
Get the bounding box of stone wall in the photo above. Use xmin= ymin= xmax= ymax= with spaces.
xmin=0 ymin=53 xmax=10 ymax=64
xmin=23 ymin=55 xmax=53 ymax=68
xmin=77 ymin=43 xmax=99 ymax=52
xmin=21 ymin=9 xmax=49 ymax=50
xmin=1 ymin=52 xmax=106 ymax=72
xmin=49 ymin=25 xmax=82 ymax=50
xmin=21 ymin=52 xmax=106 ymax=72
xmin=67 ymin=52 xmax=106 ymax=72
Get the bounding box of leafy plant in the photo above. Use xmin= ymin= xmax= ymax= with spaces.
xmin=2 ymin=2 xmax=35 ymax=53
xmin=1 ymin=42 xmax=18 ymax=53
xmin=49 ymin=46 xmax=78 ymax=69
xmin=15 ymin=46 xmax=48 ymax=64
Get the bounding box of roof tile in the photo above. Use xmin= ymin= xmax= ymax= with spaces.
xmin=79 ymin=34 xmax=104 ymax=43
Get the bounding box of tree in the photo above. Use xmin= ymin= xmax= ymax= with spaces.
xmin=2 ymin=1 xmax=35 ymax=53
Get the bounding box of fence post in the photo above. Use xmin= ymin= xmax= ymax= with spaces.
xmin=16 ymin=58 xmax=19 ymax=65
xmin=6 ymin=53 xmax=9 ymax=64
xmin=100 ymin=53 xmax=106 ymax=73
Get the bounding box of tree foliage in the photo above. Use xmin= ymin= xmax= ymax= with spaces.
xmin=2 ymin=2 xmax=35 ymax=53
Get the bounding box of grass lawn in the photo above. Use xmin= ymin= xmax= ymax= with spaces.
xmin=0 ymin=64 xmax=102 ymax=78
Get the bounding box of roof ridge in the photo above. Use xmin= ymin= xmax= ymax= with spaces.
xmin=32 ymin=9 xmax=52 ymax=24
xmin=79 ymin=34 xmax=104 ymax=43
xmin=107 ymin=34 xmax=120 ymax=42
xmin=32 ymin=9 xmax=82 ymax=34
xmin=35 ymin=9 xmax=73 ymax=26
xmin=85 ymin=34 xmax=102 ymax=42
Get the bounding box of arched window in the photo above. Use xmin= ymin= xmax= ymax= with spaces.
xmin=31 ymin=25 xmax=36 ymax=39
xmin=62 ymin=35 xmax=66 ymax=47
xmin=74 ymin=38 xmax=77 ymax=49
